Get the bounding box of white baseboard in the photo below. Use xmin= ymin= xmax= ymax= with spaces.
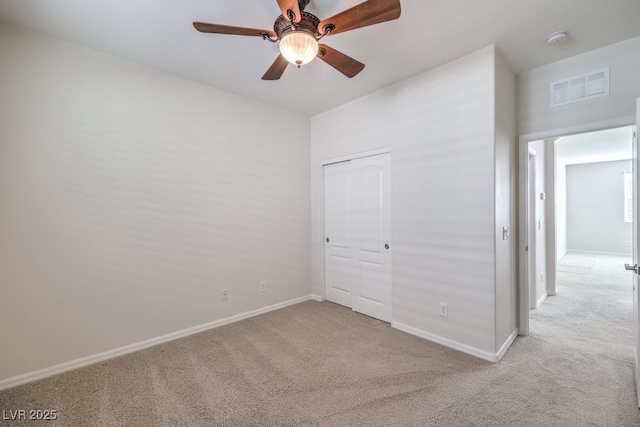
xmin=556 ymin=249 xmax=568 ymax=261
xmin=496 ymin=329 xmax=518 ymax=362
xmin=548 ymin=290 xmax=559 ymax=296
xmin=310 ymin=294 xmax=324 ymax=302
xmin=534 ymin=291 xmax=548 ymax=309
xmin=566 ymin=249 xmax=632 ymax=257
xmin=0 ymin=295 xmax=316 ymax=391
xmin=391 ymin=321 xmax=513 ymax=363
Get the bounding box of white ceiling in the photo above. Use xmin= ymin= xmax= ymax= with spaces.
xmin=1 ymin=0 xmax=640 ymax=116
xmin=556 ymin=126 xmax=634 ymax=165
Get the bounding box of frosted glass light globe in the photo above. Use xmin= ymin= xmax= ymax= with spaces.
xmin=279 ymin=31 xmax=319 ymax=66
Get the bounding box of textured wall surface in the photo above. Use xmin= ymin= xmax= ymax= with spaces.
xmin=0 ymin=24 xmax=311 ymax=380
xmin=566 ymin=160 xmax=632 ymax=254
xmin=518 ymin=36 xmax=640 ymax=136
xmin=312 ymin=47 xmax=502 ymax=355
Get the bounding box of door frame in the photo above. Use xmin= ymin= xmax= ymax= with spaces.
xmin=320 ymin=147 xmax=392 ymax=303
xmin=518 ymin=116 xmax=635 ymax=335
xmin=528 ymin=147 xmax=537 ymax=309
xmin=634 ymin=101 xmax=640 ymax=407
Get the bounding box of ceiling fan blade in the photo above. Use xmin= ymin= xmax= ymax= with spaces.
xmin=277 ymin=0 xmax=302 ymax=23
xmin=262 ymin=54 xmax=289 ymax=80
xmin=193 ymin=22 xmax=276 ymax=38
xmin=316 ymin=44 xmax=365 ymax=78
xmin=318 ymin=0 xmax=401 ymax=36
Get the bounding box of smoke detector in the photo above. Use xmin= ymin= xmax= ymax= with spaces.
xmin=546 ymin=31 xmax=568 ymax=46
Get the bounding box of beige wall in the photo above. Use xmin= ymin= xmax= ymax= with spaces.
xmin=0 ymin=24 xmax=311 ymax=381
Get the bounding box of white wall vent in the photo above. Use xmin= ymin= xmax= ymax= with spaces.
xmin=550 ymin=68 xmax=609 ymax=108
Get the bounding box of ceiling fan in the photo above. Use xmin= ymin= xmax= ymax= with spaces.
xmin=193 ymin=0 xmax=401 ymax=80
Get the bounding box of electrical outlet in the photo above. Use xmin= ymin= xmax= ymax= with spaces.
xmin=221 ymin=289 xmax=229 ymax=301
xmin=260 ymin=281 xmax=267 ymax=293
xmin=439 ymin=303 xmax=448 ymax=318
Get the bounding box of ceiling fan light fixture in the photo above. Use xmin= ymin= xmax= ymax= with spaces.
xmin=194 ymin=0 xmax=402 ymax=80
xmin=279 ymin=31 xmax=318 ymax=66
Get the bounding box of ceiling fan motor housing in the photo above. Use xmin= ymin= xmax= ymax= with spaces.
xmin=274 ymin=11 xmax=321 ymax=40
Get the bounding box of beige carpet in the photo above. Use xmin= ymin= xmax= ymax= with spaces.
xmin=2 ymin=253 xmax=640 ymax=426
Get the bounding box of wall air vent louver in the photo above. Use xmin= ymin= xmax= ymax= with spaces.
xmin=550 ymin=68 xmax=609 ymax=108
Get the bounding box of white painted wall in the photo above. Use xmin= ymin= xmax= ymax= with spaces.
xmin=518 ymin=36 xmax=640 ymax=136
xmin=0 ymin=24 xmax=311 ymax=381
xmin=554 ymin=127 xmax=633 ymax=260
xmin=311 ymin=46 xmax=516 ymax=358
xmin=566 ymin=160 xmax=632 ymax=255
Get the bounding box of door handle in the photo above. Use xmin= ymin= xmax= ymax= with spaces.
xmin=624 ymin=263 xmax=638 ymax=273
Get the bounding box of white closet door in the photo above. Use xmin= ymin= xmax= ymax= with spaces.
xmin=324 ymin=161 xmax=353 ymax=308
xmin=351 ymin=154 xmax=392 ymax=322
xmin=324 ymin=153 xmax=392 ymax=323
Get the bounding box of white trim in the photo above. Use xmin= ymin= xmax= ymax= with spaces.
xmin=310 ymin=294 xmax=324 ymax=302
xmin=518 ymin=138 xmax=531 ymax=335
xmin=0 ymin=295 xmax=315 ymax=391
xmin=566 ymin=249 xmax=632 ymax=257
xmin=625 ymin=171 xmax=634 ymax=223
xmin=548 ymin=290 xmax=559 ymax=296
xmin=391 ymin=321 xmax=510 ymax=363
xmin=518 ymin=116 xmax=636 ymax=337
xmin=635 ymin=344 xmax=640 ymax=408
xmin=544 ymin=139 xmax=558 ymax=303
xmin=320 ymin=147 xmax=391 ymax=166
xmin=496 ymin=329 xmax=519 ymax=362
xmin=535 ymin=291 xmax=548 ymax=309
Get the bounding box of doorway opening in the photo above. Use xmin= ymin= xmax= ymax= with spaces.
xmin=519 ymin=123 xmax=635 ymax=335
